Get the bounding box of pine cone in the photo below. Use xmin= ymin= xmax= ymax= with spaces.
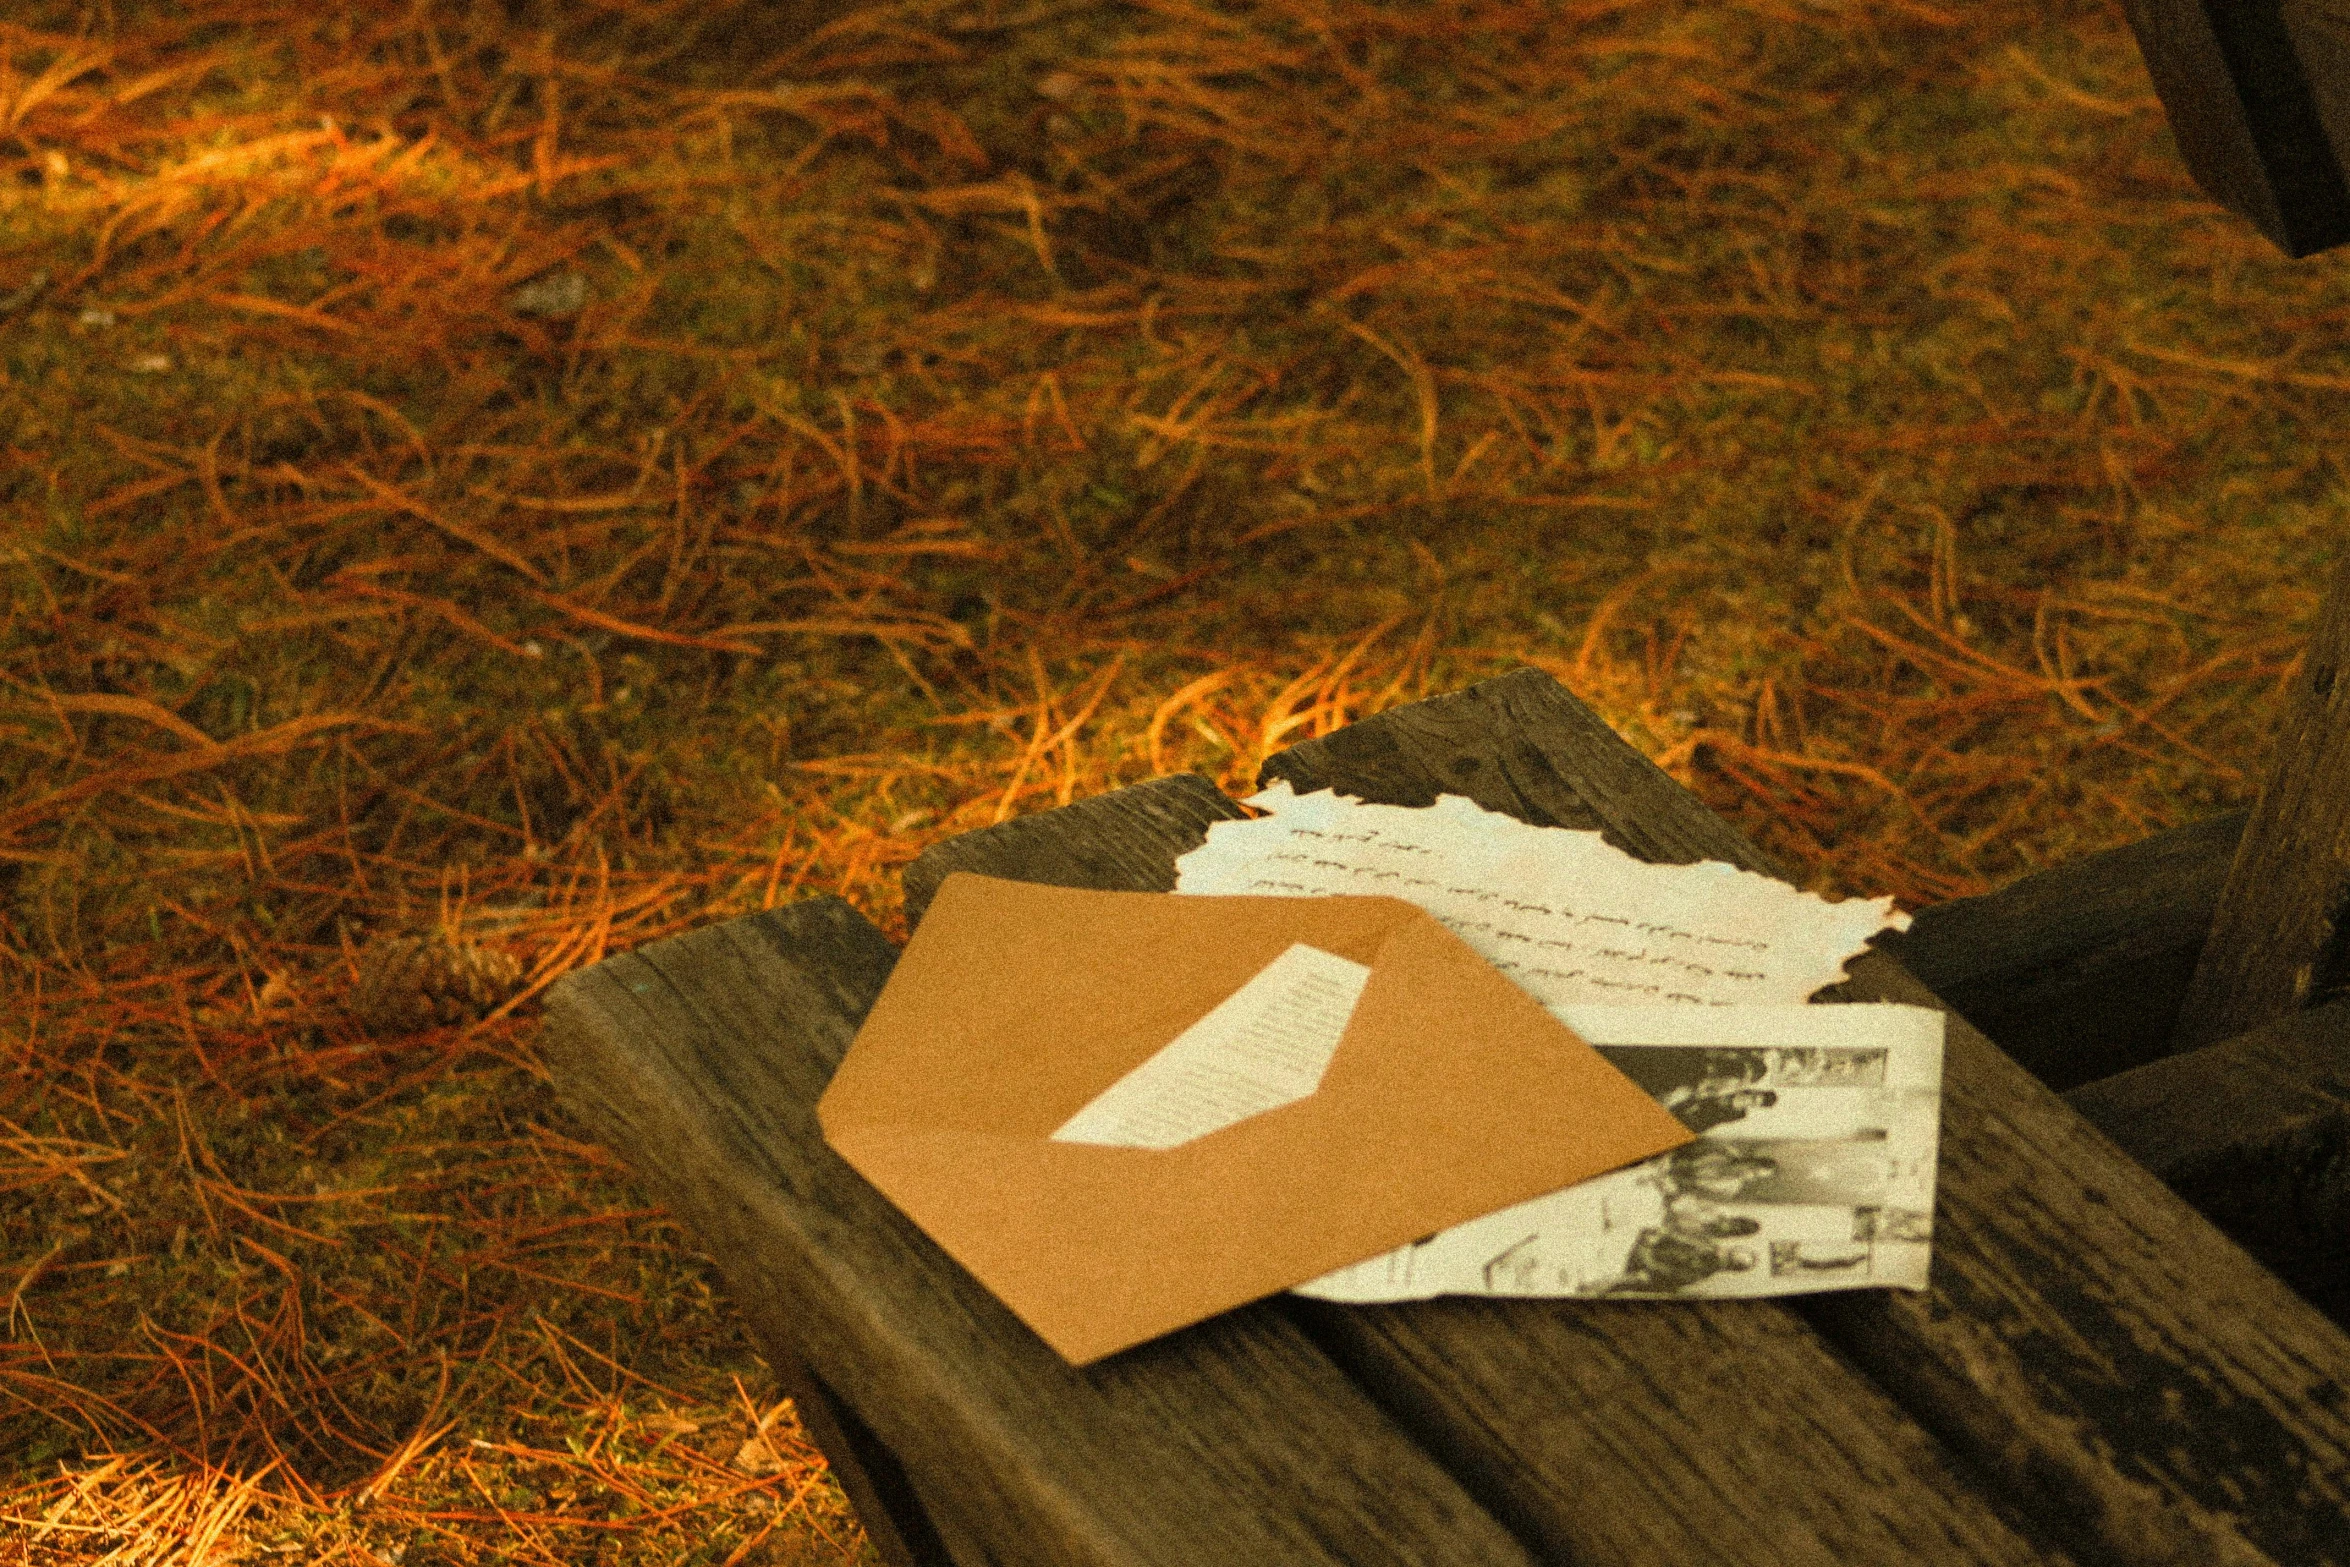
xmin=347 ymin=933 xmax=525 ymax=1035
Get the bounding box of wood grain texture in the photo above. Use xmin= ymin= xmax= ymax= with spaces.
xmin=2068 ymin=996 xmax=2350 ymax=1311
xmin=1263 ymin=667 xmax=2350 ymax=1567
xmin=922 ymin=776 xmax=2065 ymax=1567
xmin=2174 ymin=550 xmax=2350 ymax=1050
xmin=901 ymin=770 xmax=1241 ymax=925
xmin=1880 ymin=810 xmax=2243 ymax=1091
xmin=544 ymin=896 xmax=1537 ymax=1567
xmin=2114 ymin=0 xmax=2350 ymax=257
xmin=1284 ymin=1294 xmax=2058 ymax=1567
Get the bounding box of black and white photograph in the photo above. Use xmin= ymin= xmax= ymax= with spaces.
xmin=1298 ymin=1002 xmax=1946 ymax=1302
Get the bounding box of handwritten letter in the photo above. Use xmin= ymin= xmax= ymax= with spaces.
xmin=1176 ymin=783 xmax=1908 ymax=1010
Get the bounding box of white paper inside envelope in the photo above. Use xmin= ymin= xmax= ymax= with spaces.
xmin=1050 ymin=943 xmax=1372 ymax=1149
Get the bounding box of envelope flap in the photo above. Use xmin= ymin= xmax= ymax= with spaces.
xmin=819 ymin=874 xmax=1419 ymax=1139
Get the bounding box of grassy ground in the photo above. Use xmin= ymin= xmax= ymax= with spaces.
xmin=4 ymin=0 xmax=2348 ymax=1559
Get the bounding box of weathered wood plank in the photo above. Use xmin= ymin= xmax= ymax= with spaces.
xmin=1282 ymin=1294 xmax=2055 ymax=1567
xmin=2173 ymin=550 xmax=2350 ymax=1050
xmin=910 ymin=778 xmax=2066 ymax=1567
xmin=1880 ymin=809 xmax=2244 ymax=1091
xmin=544 ymin=896 xmax=1540 ymax=1567
xmin=2067 ymin=996 xmax=2350 ymax=1313
xmin=901 ymin=771 xmax=1241 ymax=924
xmin=1262 ymin=667 xmax=2350 ymax=1567
xmin=2115 ymin=0 xmax=2350 ymax=257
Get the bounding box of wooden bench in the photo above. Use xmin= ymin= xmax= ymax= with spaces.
xmin=545 ymin=668 xmax=2350 ymax=1566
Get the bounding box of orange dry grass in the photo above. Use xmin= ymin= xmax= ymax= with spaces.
xmin=3 ymin=0 xmax=2347 ymax=1559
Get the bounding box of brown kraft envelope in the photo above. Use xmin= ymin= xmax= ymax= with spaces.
xmin=817 ymin=872 xmax=1695 ymax=1365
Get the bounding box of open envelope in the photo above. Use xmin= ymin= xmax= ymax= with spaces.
xmin=817 ymin=873 xmax=1695 ymax=1365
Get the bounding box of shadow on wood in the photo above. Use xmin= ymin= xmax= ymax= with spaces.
xmin=1880 ymin=809 xmax=2245 ymax=1090
xmin=2069 ymin=994 xmax=2350 ymax=1313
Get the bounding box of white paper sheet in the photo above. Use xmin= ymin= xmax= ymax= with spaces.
xmin=1051 ymin=942 xmax=1370 ymax=1149
xmin=1172 ymin=785 xmax=1937 ymax=1299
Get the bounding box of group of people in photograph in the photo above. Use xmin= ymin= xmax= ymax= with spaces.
xmin=1589 ymin=1141 xmax=1781 ymax=1294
